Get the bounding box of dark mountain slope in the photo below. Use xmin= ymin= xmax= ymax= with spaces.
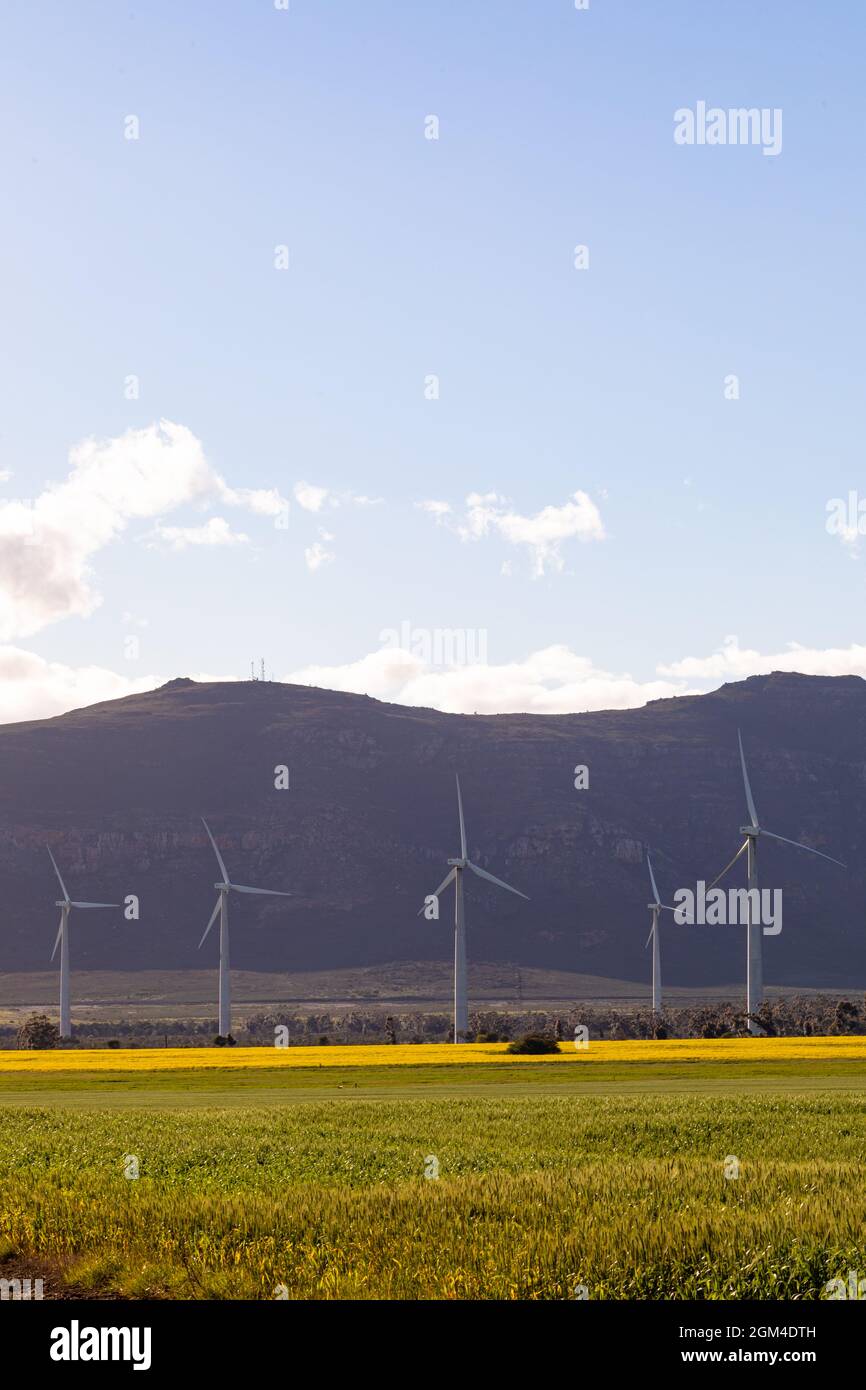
xmin=0 ymin=671 xmax=863 ymax=988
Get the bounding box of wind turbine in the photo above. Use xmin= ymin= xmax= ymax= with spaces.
xmin=645 ymin=851 xmax=676 ymax=1013
xmin=48 ymin=847 xmax=117 ymax=1040
xmin=198 ymin=817 xmax=291 ymax=1038
xmin=419 ymin=775 xmax=528 ymax=1043
xmin=709 ymin=730 xmax=845 ymax=1034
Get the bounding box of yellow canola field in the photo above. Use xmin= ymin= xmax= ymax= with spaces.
xmin=0 ymin=1036 xmax=865 ymax=1071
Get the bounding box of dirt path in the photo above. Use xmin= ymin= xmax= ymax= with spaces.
xmin=0 ymin=1257 xmax=128 ymax=1301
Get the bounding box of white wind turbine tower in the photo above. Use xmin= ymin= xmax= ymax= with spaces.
xmin=420 ymin=775 xmax=528 ymax=1043
xmin=645 ymin=851 xmax=677 ymax=1013
xmin=198 ymin=817 xmax=291 ymax=1038
xmin=48 ymin=848 xmax=118 ymax=1040
xmin=709 ymin=730 xmax=845 ymax=1034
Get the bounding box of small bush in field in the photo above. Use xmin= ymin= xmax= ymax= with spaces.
xmin=17 ymin=1014 xmax=59 ymax=1050
xmin=506 ymin=1033 xmax=560 ymax=1055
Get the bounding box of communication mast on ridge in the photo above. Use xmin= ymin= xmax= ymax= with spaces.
xmin=249 ymin=658 xmax=270 ymax=682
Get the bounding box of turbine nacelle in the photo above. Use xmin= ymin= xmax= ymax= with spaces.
xmin=447 ymin=858 xmax=468 ymax=868
xmin=199 ymin=818 xmax=290 ymax=951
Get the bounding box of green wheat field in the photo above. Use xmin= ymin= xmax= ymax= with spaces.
xmin=1 ymin=1051 xmax=864 ymax=1299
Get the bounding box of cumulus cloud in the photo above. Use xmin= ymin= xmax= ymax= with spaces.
xmin=0 ymin=649 xmax=240 ymax=726
xmin=420 ymin=489 xmax=605 ymax=576
xmin=417 ymin=499 xmax=452 ymax=520
xmin=304 ymin=529 xmax=336 ymax=572
xmin=658 ymin=634 xmax=866 ymax=682
xmin=294 ymin=481 xmax=329 ymax=513
xmin=216 ymin=482 xmax=286 ymax=518
xmin=146 ymin=517 xmax=250 ymax=551
xmin=294 ymin=481 xmax=382 ymax=513
xmin=286 ymin=643 xmax=689 ymax=714
xmin=0 ymin=647 xmax=159 ymax=725
xmin=0 ymin=421 xmax=288 ymax=639
xmin=286 ymin=633 xmax=866 ymax=715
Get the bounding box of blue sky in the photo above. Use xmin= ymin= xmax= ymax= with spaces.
xmin=0 ymin=0 xmax=864 ymax=721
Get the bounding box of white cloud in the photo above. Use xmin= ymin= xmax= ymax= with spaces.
xmin=0 ymin=421 xmax=288 ymax=639
xmin=287 ymin=646 xmax=423 ymax=699
xmin=0 ymin=647 xmax=159 ymax=725
xmin=417 ymin=499 xmax=452 ymax=520
xmin=304 ymin=531 xmax=335 ymax=571
xmin=294 ymin=481 xmax=382 ymax=513
xmin=147 ymin=517 xmax=250 ymax=551
xmin=287 ymin=633 xmax=866 ymax=715
xmin=422 ymin=489 xmax=606 ymax=576
xmin=294 ymin=481 xmax=329 ymax=513
xmin=0 ymin=649 xmax=246 ymax=725
xmin=286 ymin=643 xmax=689 ymax=714
xmin=216 ymin=482 xmax=287 ymax=518
xmin=658 ymin=634 xmax=866 ymax=682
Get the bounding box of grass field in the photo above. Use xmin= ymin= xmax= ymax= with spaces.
xmin=0 ymin=1038 xmax=864 ymax=1300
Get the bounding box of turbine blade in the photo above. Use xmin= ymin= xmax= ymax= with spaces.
xmin=707 ymin=838 xmax=749 ymax=891
xmin=201 ymin=817 xmax=230 ymax=884
xmin=69 ymin=901 xmax=118 ymax=909
xmin=50 ymin=914 xmax=63 ymax=962
xmin=645 ymin=921 xmax=654 ymax=950
xmin=198 ymin=897 xmax=221 ymax=949
xmin=646 ymin=851 xmax=661 ymax=906
xmin=466 ymin=860 xmax=529 ymax=899
xmin=760 ymin=829 xmax=846 ymax=869
xmin=738 ymin=729 xmax=759 ymax=828
xmin=456 ymin=775 xmax=467 ymax=860
xmin=229 ymin=884 xmax=291 ymax=896
xmin=417 ymin=866 xmax=457 ymax=915
xmin=47 ymin=847 xmax=69 ymax=902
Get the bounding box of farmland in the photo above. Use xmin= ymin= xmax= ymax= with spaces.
xmin=4 ymin=1036 xmax=866 ymax=1070
xmin=0 ymin=1039 xmax=864 ymax=1299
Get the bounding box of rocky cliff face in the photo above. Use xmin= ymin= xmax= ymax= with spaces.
xmin=0 ymin=671 xmax=863 ymax=987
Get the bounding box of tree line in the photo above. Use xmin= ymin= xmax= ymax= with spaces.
xmin=10 ymin=993 xmax=866 ymax=1048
